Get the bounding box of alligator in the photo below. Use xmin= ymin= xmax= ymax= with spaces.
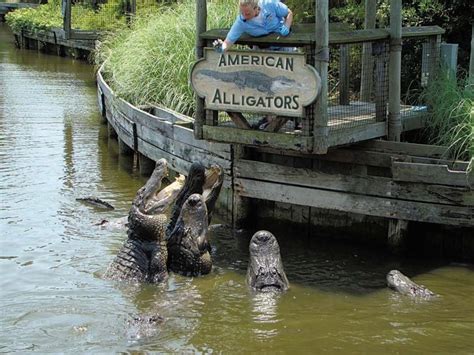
xmin=104 ymin=159 xmax=171 ymax=283
xmin=196 ymin=69 xmax=297 ymax=96
xmin=76 ymin=197 xmax=114 ymax=210
xmin=386 ymin=270 xmax=437 ymax=299
xmin=167 ymin=193 xmax=212 ymax=276
xmin=166 ymin=162 xmax=223 ymax=237
xmin=246 ymin=230 xmax=289 ymax=292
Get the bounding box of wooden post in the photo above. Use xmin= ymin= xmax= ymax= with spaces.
xmin=374 ymin=42 xmax=387 ymax=122
xmin=388 ymin=219 xmax=408 ymax=254
xmin=470 ymin=22 xmax=474 ymax=85
xmin=194 ymin=0 xmax=207 ymax=139
xmin=387 ymin=0 xmax=402 ymax=141
xmin=63 ymin=0 xmax=71 ymax=39
xmin=313 ymin=0 xmax=329 ymax=154
xmin=138 ymin=154 xmax=155 ymax=176
xmin=360 ymin=0 xmax=376 ymax=101
xmin=118 ymin=138 xmax=134 ymax=156
xmin=232 ymin=145 xmax=250 ymax=229
xmin=339 ymin=44 xmax=350 ymax=105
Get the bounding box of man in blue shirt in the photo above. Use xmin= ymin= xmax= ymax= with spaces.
xmin=213 ymin=0 xmax=293 ymax=53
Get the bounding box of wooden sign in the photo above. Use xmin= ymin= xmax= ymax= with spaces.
xmin=191 ymin=48 xmax=321 ymax=117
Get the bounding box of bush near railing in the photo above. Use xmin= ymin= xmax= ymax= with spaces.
xmin=5 ymin=0 xmax=126 ymax=33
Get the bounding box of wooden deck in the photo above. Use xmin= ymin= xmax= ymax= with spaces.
xmin=97 ymin=67 xmax=473 ymax=232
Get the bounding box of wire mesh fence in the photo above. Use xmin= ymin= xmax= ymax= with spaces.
xmin=327 ymin=40 xmax=389 ymax=133
xmin=399 ymin=36 xmax=439 ymax=121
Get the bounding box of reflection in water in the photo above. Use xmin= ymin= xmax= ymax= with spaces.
xmin=1 ymin=23 xmax=474 ymax=353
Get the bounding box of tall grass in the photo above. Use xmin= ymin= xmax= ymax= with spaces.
xmin=422 ymin=72 xmax=473 ymax=161
xmin=96 ymin=0 xmax=236 ymax=117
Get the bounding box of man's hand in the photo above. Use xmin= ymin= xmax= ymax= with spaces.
xmin=279 ymin=24 xmax=290 ymax=36
xmin=213 ymin=39 xmax=225 ymax=53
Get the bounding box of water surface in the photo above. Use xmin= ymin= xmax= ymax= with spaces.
xmin=1 ymin=23 xmax=473 ymax=353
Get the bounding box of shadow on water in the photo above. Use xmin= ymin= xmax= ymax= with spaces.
xmin=208 ymin=225 xmax=447 ymax=296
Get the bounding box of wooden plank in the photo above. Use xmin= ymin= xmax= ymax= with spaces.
xmin=235 ymin=159 xmax=474 ymax=206
xmin=392 ymin=161 xmax=473 ymax=187
xmin=327 ymin=122 xmax=386 ymax=146
xmin=137 ymin=122 xmax=232 ymax=175
xmin=354 ymin=140 xmax=449 ymax=158
xmin=97 ymin=68 xmax=232 ymax=159
xmin=203 ymin=126 xmax=312 ymax=152
xmin=401 ymin=26 xmax=445 ymax=38
xmin=137 ymin=137 xmax=232 ymax=189
xmin=236 ymin=179 xmax=474 ymax=227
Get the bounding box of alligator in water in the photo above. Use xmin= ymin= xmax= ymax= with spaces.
xmin=167 ymin=193 xmax=212 ymax=276
xmin=196 ymin=69 xmax=297 ymax=96
xmin=105 ymin=159 xmax=223 ymax=281
xmin=386 ymin=269 xmax=437 ymax=299
xmin=104 ymin=159 xmax=171 ymax=283
xmin=166 ymin=162 xmax=223 ymax=238
xmin=76 ymin=197 xmax=114 ymax=210
xmin=246 ymin=230 xmax=289 ymax=292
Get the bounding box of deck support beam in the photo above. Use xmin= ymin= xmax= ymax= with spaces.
xmin=388 ymin=0 xmax=402 ymax=142
xmin=360 ymin=0 xmax=377 ymax=101
xmin=194 ymin=0 xmax=207 ymax=139
xmin=388 ymin=219 xmax=408 ymax=254
xmin=313 ymin=0 xmax=329 ymax=154
xmin=138 ymin=153 xmax=155 ymax=176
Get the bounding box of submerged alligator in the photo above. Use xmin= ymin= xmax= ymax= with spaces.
xmin=77 ymin=197 xmax=114 ymax=210
xmin=105 ymin=159 xmax=224 ymax=282
xmin=196 ymin=69 xmax=298 ymax=96
xmin=386 ymin=270 xmax=437 ymax=299
xmin=246 ymin=231 xmax=289 ymax=292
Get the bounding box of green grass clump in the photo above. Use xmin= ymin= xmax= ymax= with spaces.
xmin=96 ymin=0 xmax=236 ymax=117
xmin=423 ymin=73 xmax=473 ymax=161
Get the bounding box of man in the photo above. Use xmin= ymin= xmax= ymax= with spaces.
xmin=213 ymin=0 xmax=293 ymax=53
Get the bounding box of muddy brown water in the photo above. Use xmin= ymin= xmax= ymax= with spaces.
xmin=1 ymin=23 xmax=473 ymax=353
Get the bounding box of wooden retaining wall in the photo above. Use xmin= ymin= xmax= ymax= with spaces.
xmin=13 ymin=28 xmax=95 ymax=60
xmin=97 ymin=68 xmax=474 ymax=257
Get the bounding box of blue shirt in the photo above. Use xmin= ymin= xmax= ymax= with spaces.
xmin=226 ymin=0 xmax=289 ymax=43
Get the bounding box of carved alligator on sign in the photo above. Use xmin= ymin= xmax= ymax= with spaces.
xmin=246 ymin=230 xmax=289 ymax=292
xmin=196 ymin=69 xmax=298 ymax=96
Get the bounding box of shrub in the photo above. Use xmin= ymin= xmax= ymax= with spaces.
xmin=96 ymin=0 xmax=236 ymax=117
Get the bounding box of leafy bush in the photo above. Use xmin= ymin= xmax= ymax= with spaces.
xmin=96 ymin=0 xmax=236 ymax=117
xmin=5 ymin=0 xmax=126 ymax=33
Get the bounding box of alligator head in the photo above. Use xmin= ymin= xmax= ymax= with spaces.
xmin=387 ymin=269 xmax=436 ymax=299
xmin=202 ymin=164 xmax=224 ymax=224
xmin=128 ymin=159 xmax=183 ymax=242
xmin=246 ymin=231 xmax=289 ymax=292
xmin=167 ymin=193 xmax=212 ymax=276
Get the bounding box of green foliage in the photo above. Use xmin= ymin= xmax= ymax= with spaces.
xmin=5 ymin=0 xmax=126 ymax=33
xmin=422 ymin=73 xmax=474 ymax=160
xmin=5 ymin=1 xmax=62 ymax=32
xmin=96 ymin=0 xmax=236 ymax=117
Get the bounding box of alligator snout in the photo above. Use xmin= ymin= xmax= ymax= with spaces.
xmin=254 ymin=230 xmax=272 ymax=244
xmin=187 ymin=194 xmax=202 ymax=207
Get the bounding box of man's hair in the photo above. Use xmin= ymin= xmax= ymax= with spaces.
xmin=239 ymin=0 xmax=259 ymax=8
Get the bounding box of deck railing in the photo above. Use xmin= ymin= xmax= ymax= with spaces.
xmin=195 ymin=25 xmax=445 ymax=154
